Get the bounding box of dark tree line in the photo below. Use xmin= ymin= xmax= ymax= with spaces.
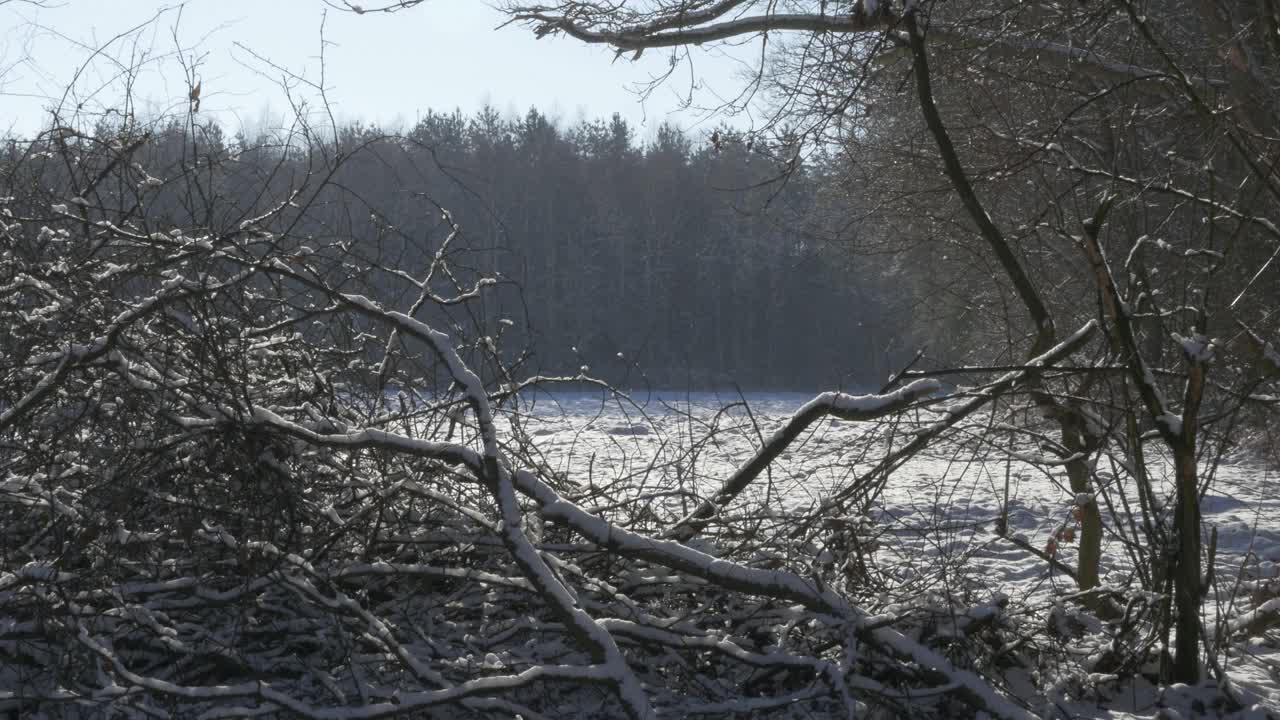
xmin=376 ymin=107 xmax=912 ymax=389
xmin=16 ymin=108 xmax=911 ymax=390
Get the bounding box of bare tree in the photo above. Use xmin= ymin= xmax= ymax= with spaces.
xmin=5 ymin=2 xmax=1280 ymax=717
xmin=486 ymin=0 xmax=1280 ymax=689
xmin=2 ymin=104 xmax=1092 ymax=715
xmin=0 ymin=34 xmax=1095 ymax=714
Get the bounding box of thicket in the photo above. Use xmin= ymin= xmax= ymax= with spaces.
xmin=5 ymin=0 xmax=1280 ymax=717
xmin=3 ymin=110 xmax=909 ymax=390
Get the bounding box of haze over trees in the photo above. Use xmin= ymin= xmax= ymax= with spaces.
xmin=344 ymin=107 xmax=911 ymax=388
xmin=9 ymin=109 xmax=904 ymax=389
xmin=2 ymin=0 xmax=1280 ymax=718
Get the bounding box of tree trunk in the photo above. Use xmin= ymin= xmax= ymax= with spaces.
xmin=1171 ymin=357 xmax=1206 ymax=683
xmin=1171 ymin=444 xmax=1202 ymax=682
xmin=1062 ymin=423 xmax=1102 ymax=591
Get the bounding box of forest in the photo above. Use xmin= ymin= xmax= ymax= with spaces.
xmin=12 ymin=108 xmax=908 ymax=390
xmin=3 ymin=0 xmax=1280 ymax=718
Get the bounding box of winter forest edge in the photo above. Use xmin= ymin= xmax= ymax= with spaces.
xmin=3 ymin=1 xmax=1280 ymax=719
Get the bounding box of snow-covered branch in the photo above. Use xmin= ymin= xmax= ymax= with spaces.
xmin=667 ymin=378 xmax=941 ymax=541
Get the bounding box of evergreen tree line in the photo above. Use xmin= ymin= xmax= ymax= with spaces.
xmin=10 ymin=107 xmax=909 ymax=390
xmin=401 ymin=108 xmax=910 ymax=390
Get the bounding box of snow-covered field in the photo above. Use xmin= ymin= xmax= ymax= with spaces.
xmin=517 ymin=390 xmax=1280 ymax=716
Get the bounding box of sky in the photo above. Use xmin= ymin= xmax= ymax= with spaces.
xmin=0 ymin=0 xmax=758 ymax=140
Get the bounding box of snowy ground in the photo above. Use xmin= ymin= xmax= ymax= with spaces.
xmin=513 ymin=390 xmax=1280 ymax=717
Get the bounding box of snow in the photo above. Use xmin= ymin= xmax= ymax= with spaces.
xmin=515 ymin=391 xmax=1280 ymax=714
xmin=807 ymin=378 xmax=941 ymax=415
xmin=1264 ymin=342 xmax=1280 ymax=371
xmin=1157 ymin=411 xmax=1184 ymax=437
xmin=3 ymin=250 xmax=1276 ymax=720
xmin=1229 ymin=598 xmax=1280 ymax=635
xmin=1175 ymin=333 xmax=1216 ymax=364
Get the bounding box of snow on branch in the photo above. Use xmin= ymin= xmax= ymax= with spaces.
xmin=523 ymin=11 xmax=898 ymax=49
xmin=243 ymin=371 xmax=1029 ymax=718
xmin=1 ymin=138 xmax=1106 ymax=719
xmin=513 ymin=468 xmax=1033 ymax=719
xmin=666 ymin=378 xmax=942 ymax=541
xmin=816 ymin=320 xmax=1099 ymax=516
xmin=507 ymin=1 xmax=1210 ymax=96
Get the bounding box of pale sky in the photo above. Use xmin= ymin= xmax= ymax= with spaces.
xmin=0 ymin=0 xmax=758 ymax=139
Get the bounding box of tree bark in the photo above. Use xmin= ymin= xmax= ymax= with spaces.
xmin=904 ymin=9 xmax=1106 ymax=593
